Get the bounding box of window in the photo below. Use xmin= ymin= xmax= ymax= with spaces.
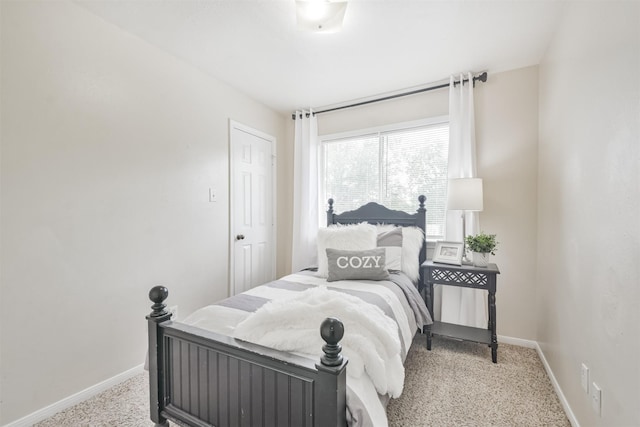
xmin=321 ymin=117 xmax=449 ymax=240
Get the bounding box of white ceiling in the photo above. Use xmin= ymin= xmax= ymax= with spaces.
xmin=76 ymin=0 xmax=565 ymax=114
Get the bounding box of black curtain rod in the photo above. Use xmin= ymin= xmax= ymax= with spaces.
xmin=292 ymin=71 xmax=487 ymax=120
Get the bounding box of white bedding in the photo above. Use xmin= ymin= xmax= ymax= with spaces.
xmin=182 ymin=271 xmax=431 ymax=427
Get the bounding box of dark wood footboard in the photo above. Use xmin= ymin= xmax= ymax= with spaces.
xmin=147 ymin=286 xmax=348 ymax=427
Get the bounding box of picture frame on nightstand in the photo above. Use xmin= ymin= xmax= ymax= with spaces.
xmin=432 ymin=241 xmax=464 ymax=265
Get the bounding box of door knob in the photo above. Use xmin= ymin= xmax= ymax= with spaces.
xmin=236 ymin=234 xmax=245 ymax=241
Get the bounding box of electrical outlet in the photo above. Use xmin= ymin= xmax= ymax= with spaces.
xmin=168 ymin=305 xmax=178 ymax=319
xmin=580 ymin=363 xmax=589 ymax=393
xmin=591 ymin=382 xmax=602 ymax=416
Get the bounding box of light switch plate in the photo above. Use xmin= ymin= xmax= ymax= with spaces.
xmin=580 ymin=363 xmax=589 ymax=393
xmin=591 ymin=382 xmax=602 ymax=416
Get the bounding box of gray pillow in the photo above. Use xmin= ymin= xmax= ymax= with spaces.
xmin=377 ymin=227 xmax=403 ymax=271
xmin=326 ymin=248 xmax=390 ymax=282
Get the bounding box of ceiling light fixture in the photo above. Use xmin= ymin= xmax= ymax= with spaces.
xmin=296 ymin=0 xmax=348 ymax=33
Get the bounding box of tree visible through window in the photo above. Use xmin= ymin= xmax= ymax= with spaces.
xmin=321 ymin=118 xmax=449 ymax=240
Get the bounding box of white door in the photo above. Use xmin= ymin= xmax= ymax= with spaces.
xmin=230 ymin=121 xmax=276 ymax=295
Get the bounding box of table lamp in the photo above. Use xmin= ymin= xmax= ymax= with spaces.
xmin=447 ymin=178 xmax=484 ymax=264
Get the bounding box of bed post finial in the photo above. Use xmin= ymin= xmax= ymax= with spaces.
xmin=326 ymin=198 xmax=335 ymax=226
xmin=319 ymin=317 xmax=344 ymax=366
xmin=418 ymin=194 xmax=426 ymax=209
xmin=148 ymin=286 xmax=170 ymax=319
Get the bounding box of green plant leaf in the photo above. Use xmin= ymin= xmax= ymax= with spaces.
xmin=465 ymin=232 xmax=498 ymax=255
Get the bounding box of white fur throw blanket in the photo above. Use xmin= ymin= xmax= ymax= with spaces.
xmin=233 ymin=286 xmax=405 ymax=398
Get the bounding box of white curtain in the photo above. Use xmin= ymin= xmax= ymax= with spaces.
xmin=291 ymin=110 xmax=320 ymax=272
xmin=434 ymin=73 xmax=487 ymax=328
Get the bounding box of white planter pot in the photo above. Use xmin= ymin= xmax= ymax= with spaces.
xmin=472 ymin=252 xmax=490 ymax=267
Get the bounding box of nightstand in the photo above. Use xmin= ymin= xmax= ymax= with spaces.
xmin=421 ymin=260 xmax=501 ymax=363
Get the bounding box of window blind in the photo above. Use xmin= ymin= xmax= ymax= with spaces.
xmin=322 ymin=121 xmax=449 ymax=240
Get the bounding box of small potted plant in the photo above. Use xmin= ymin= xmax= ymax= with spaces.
xmin=465 ymin=232 xmax=498 ymax=267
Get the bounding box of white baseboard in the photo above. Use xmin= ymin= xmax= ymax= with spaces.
xmin=498 ymin=334 xmax=537 ymax=348
xmin=4 ymin=364 xmax=144 ymax=427
xmin=534 ymin=342 xmax=580 ymax=427
xmin=499 ymin=335 xmax=579 ymax=427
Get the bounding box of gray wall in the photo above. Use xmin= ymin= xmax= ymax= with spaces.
xmin=537 ymin=2 xmax=640 ymax=425
xmin=0 ymin=1 xmax=286 ymax=423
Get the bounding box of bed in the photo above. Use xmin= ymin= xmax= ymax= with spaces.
xmin=146 ymin=196 xmax=431 ymax=426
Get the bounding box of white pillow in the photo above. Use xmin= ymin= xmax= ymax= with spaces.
xmin=376 ymin=224 xmax=425 ymax=283
xmin=316 ymin=223 xmax=378 ymax=278
xmin=399 ymin=226 xmax=425 ymax=282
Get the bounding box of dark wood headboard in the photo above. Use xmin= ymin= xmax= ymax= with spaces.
xmin=326 ymin=195 xmax=427 ymax=267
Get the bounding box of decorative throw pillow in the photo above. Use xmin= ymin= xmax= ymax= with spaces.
xmin=376 ymin=227 xmax=403 ymax=271
xmin=376 ymin=224 xmax=425 ymax=283
xmin=326 ymin=248 xmax=390 ymax=282
xmin=316 ymin=223 xmax=378 ymax=278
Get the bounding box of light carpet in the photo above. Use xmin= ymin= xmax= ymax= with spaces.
xmin=35 ymin=335 xmax=569 ymax=426
xmin=387 ymin=335 xmax=570 ymax=426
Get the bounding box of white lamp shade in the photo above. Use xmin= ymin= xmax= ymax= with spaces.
xmin=447 ymin=178 xmax=484 ymax=211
